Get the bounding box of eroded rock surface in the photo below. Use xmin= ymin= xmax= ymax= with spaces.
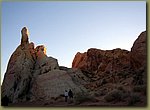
xmin=1 ymin=29 xmax=146 ymax=106
xmin=1 ymin=27 xmax=88 ymax=104
xmin=131 ymin=31 xmax=146 ymax=70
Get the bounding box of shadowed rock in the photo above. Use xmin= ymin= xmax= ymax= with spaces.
xmin=131 ymin=31 xmax=146 ymax=70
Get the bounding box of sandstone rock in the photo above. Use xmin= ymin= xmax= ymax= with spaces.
xmin=33 ymin=45 xmax=59 ymax=76
xmin=1 ymin=44 xmax=34 ymax=103
xmin=72 ymin=48 xmax=130 ymax=78
xmin=28 ymin=42 xmax=36 ymax=60
xmin=131 ymin=31 xmax=146 ymax=70
xmin=21 ymin=27 xmax=29 ymax=49
xmin=1 ymin=27 xmax=146 ymax=106
xmin=1 ymin=27 xmax=60 ymax=103
xmin=1 ymin=27 xmax=36 ymax=103
xmin=72 ymin=52 xmax=87 ymax=68
xmin=71 ymin=31 xmax=147 ymax=97
xmin=31 ymin=69 xmax=87 ymax=101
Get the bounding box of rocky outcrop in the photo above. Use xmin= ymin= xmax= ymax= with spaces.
xmin=33 ymin=45 xmax=59 ymax=77
xmin=1 ymin=27 xmax=35 ymax=103
xmin=1 ymin=27 xmax=88 ymax=105
xmin=72 ymin=31 xmax=146 ymax=93
xmin=131 ymin=31 xmax=146 ymax=70
xmin=31 ymin=69 xmax=87 ymax=101
xmin=1 ymin=28 xmax=146 ymax=106
xmin=1 ymin=27 xmax=58 ymax=103
xmin=130 ymin=31 xmax=147 ymax=86
xmin=72 ymin=48 xmax=131 ymax=79
xmin=21 ymin=27 xmax=29 ymax=49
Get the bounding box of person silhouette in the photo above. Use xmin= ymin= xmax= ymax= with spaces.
xmin=64 ymin=90 xmax=68 ymax=102
xmin=68 ymin=89 xmax=73 ymax=99
xmin=1 ymin=95 xmax=9 ymax=106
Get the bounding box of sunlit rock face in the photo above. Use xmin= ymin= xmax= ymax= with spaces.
xmin=1 ymin=27 xmax=87 ymax=104
xmin=72 ymin=48 xmax=131 ymax=79
xmin=1 ymin=27 xmax=147 ymax=106
xmin=72 ymin=31 xmax=146 ymax=85
xmin=35 ymin=45 xmax=47 ymax=59
xmin=33 ymin=45 xmax=59 ymax=76
xmin=21 ymin=27 xmax=29 ymax=37
xmin=1 ymin=27 xmax=60 ymax=103
xmin=28 ymin=42 xmax=36 ymax=60
xmin=21 ymin=27 xmax=29 ymax=49
xmin=1 ymin=27 xmax=34 ymax=103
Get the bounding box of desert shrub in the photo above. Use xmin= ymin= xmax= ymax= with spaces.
xmin=104 ymin=89 xmax=125 ymax=102
xmin=94 ymin=90 xmax=106 ymax=97
xmin=117 ymin=86 xmax=130 ymax=97
xmin=117 ymin=86 xmax=126 ymax=93
xmin=94 ymin=92 xmax=99 ymax=97
xmin=117 ymin=86 xmax=124 ymax=90
xmin=128 ymin=93 xmax=141 ymax=106
xmin=74 ymin=92 xmax=94 ymax=104
xmin=133 ymin=85 xmax=146 ymax=94
xmin=117 ymin=72 xmax=129 ymax=79
xmin=132 ymin=71 xmax=144 ymax=85
xmin=100 ymin=78 xmax=107 ymax=85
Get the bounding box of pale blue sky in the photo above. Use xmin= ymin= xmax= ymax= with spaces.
xmin=1 ymin=1 xmax=146 ymax=84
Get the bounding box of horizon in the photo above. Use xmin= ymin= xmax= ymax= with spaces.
xmin=1 ymin=1 xmax=146 ymax=84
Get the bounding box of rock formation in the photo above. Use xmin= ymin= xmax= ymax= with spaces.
xmin=72 ymin=31 xmax=146 ymax=81
xmin=72 ymin=31 xmax=147 ymax=106
xmin=72 ymin=48 xmax=131 ymax=78
xmin=131 ymin=31 xmax=146 ymax=70
xmin=31 ymin=69 xmax=87 ymax=101
xmin=1 ymin=27 xmax=87 ymax=105
xmin=1 ymin=27 xmax=34 ymax=103
xmin=1 ymin=28 xmax=146 ymax=106
xmin=21 ymin=27 xmax=29 ymax=49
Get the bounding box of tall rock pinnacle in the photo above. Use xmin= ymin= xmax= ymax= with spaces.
xmin=21 ymin=27 xmax=29 ymax=48
xmin=2 ymin=27 xmax=84 ymax=104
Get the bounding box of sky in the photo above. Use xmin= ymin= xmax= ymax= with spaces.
xmin=1 ymin=1 xmax=146 ymax=84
